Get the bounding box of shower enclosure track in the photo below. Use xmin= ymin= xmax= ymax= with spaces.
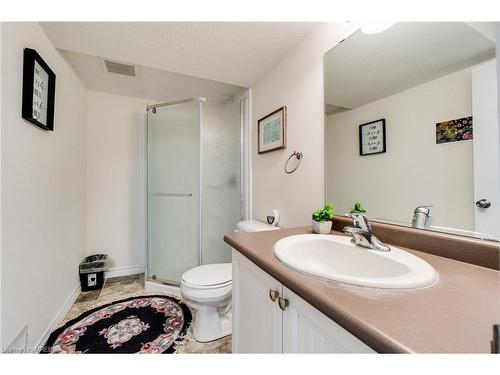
xmin=146 ymin=97 xmax=207 ymax=111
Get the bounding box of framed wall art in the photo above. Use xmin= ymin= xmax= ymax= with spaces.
xmin=436 ymin=116 xmax=473 ymax=144
xmin=258 ymin=106 xmax=287 ymax=154
xmin=22 ymin=48 xmax=56 ymax=131
xmin=359 ymin=119 xmax=386 ymax=156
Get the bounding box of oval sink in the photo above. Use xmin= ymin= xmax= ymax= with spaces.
xmin=273 ymin=234 xmax=437 ymax=289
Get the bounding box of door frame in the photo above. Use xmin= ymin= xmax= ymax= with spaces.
xmin=240 ymin=89 xmax=253 ymax=221
xmin=472 ymin=59 xmax=500 ymax=238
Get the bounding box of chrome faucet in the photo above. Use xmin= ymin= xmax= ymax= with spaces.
xmin=343 ymin=213 xmax=390 ymax=252
xmin=412 ymin=205 xmax=433 ymax=229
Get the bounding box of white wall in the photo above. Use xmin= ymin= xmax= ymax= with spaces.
xmin=497 ymin=24 xmax=500 ymax=129
xmin=0 ymin=22 xmax=87 ymax=349
xmin=497 ymin=24 xmax=500 ymax=190
xmin=250 ymin=23 xmax=359 ymax=228
xmin=86 ymin=91 xmax=149 ymax=274
xmin=326 ymin=67 xmax=474 ymax=230
xmin=0 ymin=22 xmax=3 ymax=351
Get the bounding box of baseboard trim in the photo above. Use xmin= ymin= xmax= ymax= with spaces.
xmin=32 ymin=266 xmax=142 ymax=352
xmin=35 ymin=282 xmax=81 ymax=353
xmin=105 ymin=265 xmax=142 ymax=279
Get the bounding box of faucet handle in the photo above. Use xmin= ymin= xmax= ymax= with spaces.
xmin=350 ymin=213 xmax=372 ymax=232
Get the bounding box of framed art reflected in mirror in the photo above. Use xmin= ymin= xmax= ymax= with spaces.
xmin=359 ymin=119 xmax=386 ymax=156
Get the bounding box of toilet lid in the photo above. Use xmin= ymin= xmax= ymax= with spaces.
xmin=181 ymin=263 xmax=232 ymax=287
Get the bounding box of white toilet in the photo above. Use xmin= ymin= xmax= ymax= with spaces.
xmin=181 ymin=220 xmax=280 ymax=342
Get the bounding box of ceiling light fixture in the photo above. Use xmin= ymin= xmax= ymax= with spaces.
xmin=361 ymin=22 xmax=395 ymax=35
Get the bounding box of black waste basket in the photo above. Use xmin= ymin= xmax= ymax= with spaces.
xmin=79 ymin=254 xmax=109 ymax=292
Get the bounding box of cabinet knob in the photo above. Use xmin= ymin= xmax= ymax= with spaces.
xmin=269 ymin=289 xmax=280 ymax=302
xmin=278 ymin=297 xmax=289 ymax=311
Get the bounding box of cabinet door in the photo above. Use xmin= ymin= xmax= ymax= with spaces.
xmin=232 ymin=250 xmax=283 ymax=353
xmin=282 ymin=287 xmax=375 ymax=353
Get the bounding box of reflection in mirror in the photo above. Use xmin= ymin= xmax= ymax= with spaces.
xmin=324 ymin=22 xmax=499 ymax=241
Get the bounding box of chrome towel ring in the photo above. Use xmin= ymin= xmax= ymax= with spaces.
xmin=284 ymin=151 xmax=303 ymax=174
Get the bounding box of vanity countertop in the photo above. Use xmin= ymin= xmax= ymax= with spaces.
xmin=224 ymin=226 xmax=500 ymax=353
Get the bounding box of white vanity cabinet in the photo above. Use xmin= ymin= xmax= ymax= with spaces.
xmin=231 ymin=249 xmax=283 ymax=353
xmin=232 ymin=250 xmax=375 ymax=353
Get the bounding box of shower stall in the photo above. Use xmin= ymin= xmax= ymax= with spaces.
xmin=145 ymin=96 xmax=242 ymax=285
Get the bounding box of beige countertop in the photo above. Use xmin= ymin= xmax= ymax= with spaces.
xmin=224 ymin=226 xmax=500 ymax=353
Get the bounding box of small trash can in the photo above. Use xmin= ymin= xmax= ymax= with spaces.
xmin=79 ymin=254 xmax=109 ymax=292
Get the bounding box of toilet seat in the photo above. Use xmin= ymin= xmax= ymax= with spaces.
xmin=181 ymin=279 xmax=231 ymax=290
xmin=181 ymin=282 xmax=231 ymax=301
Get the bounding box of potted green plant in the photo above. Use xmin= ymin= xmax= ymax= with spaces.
xmin=349 ymin=202 xmax=367 ymax=214
xmin=312 ymin=204 xmax=334 ymax=234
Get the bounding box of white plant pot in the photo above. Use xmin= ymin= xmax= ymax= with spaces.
xmin=312 ymin=220 xmax=332 ymax=234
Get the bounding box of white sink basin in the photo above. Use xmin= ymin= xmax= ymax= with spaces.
xmin=273 ymin=234 xmax=437 ymax=289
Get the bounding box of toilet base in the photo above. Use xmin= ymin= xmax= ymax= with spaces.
xmin=190 ymin=303 xmax=232 ymax=342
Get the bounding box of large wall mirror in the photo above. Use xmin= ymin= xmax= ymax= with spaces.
xmin=324 ymin=22 xmax=500 ymax=241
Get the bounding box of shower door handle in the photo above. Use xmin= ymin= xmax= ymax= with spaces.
xmin=150 ymin=192 xmax=193 ymax=197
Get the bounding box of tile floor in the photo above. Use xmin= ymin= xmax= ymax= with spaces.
xmin=60 ymin=274 xmax=231 ymax=354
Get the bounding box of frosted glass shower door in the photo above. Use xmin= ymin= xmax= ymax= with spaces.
xmin=147 ymin=102 xmax=200 ymax=284
xmin=201 ymin=100 xmax=241 ymax=265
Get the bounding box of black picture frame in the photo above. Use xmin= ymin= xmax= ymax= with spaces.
xmin=22 ymin=48 xmax=56 ymax=131
xmin=359 ymin=119 xmax=386 ymax=156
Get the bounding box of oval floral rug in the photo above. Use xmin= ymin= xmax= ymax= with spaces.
xmin=42 ymin=295 xmax=192 ymax=354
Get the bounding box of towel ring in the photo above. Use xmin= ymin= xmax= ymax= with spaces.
xmin=284 ymin=151 xmax=303 ymax=174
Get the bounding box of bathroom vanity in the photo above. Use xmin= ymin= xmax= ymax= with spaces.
xmin=232 ymin=249 xmax=374 ymax=353
xmin=225 ymin=225 xmax=500 ymax=353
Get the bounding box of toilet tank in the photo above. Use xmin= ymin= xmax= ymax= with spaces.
xmin=235 ymin=220 xmax=281 ymax=233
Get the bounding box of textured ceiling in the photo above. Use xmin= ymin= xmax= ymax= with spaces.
xmin=324 ymin=22 xmax=496 ymax=110
xmin=58 ymin=49 xmax=245 ymax=103
xmin=40 ymin=22 xmax=319 ymax=87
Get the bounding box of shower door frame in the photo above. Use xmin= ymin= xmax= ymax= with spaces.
xmin=139 ymin=89 xmax=252 ymax=285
